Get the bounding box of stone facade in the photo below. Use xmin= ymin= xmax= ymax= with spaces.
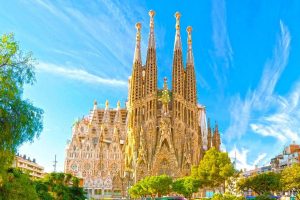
xmin=64 ymin=101 xmax=127 ymax=198
xmin=124 ymin=11 xmax=221 ymax=181
xmin=64 ymin=10 xmax=221 ymax=199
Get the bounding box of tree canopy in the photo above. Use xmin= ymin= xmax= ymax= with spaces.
xmin=0 ymin=33 xmax=43 ymax=172
xmin=192 ymin=147 xmax=235 ymax=190
xmin=237 ymin=172 xmax=281 ymax=195
xmin=0 ymin=169 xmax=86 ymax=200
xmin=172 ymin=176 xmax=201 ymax=199
xmin=129 ymin=174 xmax=173 ymax=198
xmin=0 ymin=168 xmax=39 ymax=200
xmin=281 ymin=164 xmax=300 ymax=200
xmin=38 ymin=172 xmax=86 ymax=200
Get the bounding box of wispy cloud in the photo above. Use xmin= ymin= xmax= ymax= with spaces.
xmin=250 ymin=82 xmax=300 ymax=143
xmin=211 ymin=0 xmax=233 ymax=87
xmin=229 ymin=146 xmax=267 ymax=170
xmin=27 ymin=0 xmax=151 ymax=80
xmin=253 ymin=153 xmax=267 ymax=166
xmin=37 ymin=62 xmax=127 ymax=86
xmin=229 ymin=147 xmax=252 ymax=170
xmin=225 ymin=21 xmax=291 ymax=141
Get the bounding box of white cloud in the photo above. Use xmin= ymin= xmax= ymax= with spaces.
xmin=211 ymin=0 xmax=233 ymax=86
xmin=37 ymin=62 xmax=127 ymax=86
xmin=229 ymin=147 xmax=267 ymax=170
xmin=225 ymin=21 xmax=291 ymax=141
xmin=250 ymin=82 xmax=300 ymax=143
xmin=229 ymin=147 xmax=252 ymax=170
xmin=29 ymin=0 xmax=151 ymax=79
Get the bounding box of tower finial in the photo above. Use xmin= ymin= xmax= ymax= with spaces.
xmin=117 ymin=100 xmax=121 ymax=110
xmin=133 ymin=22 xmax=142 ymax=63
xmin=93 ymin=100 xmax=97 ymax=110
xmin=175 ymin=12 xmax=181 ymax=30
xmin=148 ymin=10 xmax=156 ymax=48
xmin=186 ymin=26 xmax=194 ymax=64
xmin=174 ymin=11 xmax=182 ymax=50
xmin=105 ymin=100 xmax=109 ymax=110
xmin=163 ymin=77 xmax=168 ymax=90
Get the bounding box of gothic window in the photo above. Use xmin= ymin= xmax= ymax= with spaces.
xmin=92 ymin=127 xmax=96 ymax=134
xmin=80 ymin=126 xmax=84 ymax=133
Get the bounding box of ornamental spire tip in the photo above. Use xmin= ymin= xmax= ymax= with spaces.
xmin=148 ymin=10 xmax=156 ymax=48
xmin=174 ymin=11 xmax=182 ymax=50
xmin=187 ymin=25 xmax=194 ymax=64
xmin=133 ymin=22 xmax=142 ymax=62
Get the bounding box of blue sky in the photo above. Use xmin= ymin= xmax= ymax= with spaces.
xmin=1 ymin=0 xmax=300 ymax=172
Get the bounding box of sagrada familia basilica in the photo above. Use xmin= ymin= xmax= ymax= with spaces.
xmin=65 ymin=10 xmax=221 ymax=199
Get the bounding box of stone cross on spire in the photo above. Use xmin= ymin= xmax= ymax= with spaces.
xmin=174 ymin=11 xmax=182 ymax=50
xmin=133 ymin=22 xmax=142 ymax=63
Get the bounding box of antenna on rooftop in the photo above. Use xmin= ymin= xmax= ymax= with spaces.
xmin=53 ymin=154 xmax=58 ymax=172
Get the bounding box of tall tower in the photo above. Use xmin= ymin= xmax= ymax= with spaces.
xmin=213 ymin=121 xmax=221 ymax=151
xmin=185 ymin=26 xmax=197 ymax=130
xmin=172 ymin=12 xmax=185 ymax=122
xmin=144 ymin=10 xmax=158 ymax=164
xmin=125 ymin=22 xmax=143 ymax=174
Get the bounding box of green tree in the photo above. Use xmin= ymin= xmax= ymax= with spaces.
xmin=148 ymin=175 xmax=173 ymax=197
xmin=237 ymin=172 xmax=281 ymax=195
xmin=281 ymin=164 xmax=300 ymax=200
xmin=193 ymin=147 xmax=234 ymax=191
xmin=35 ymin=180 xmax=54 ymax=200
xmin=0 ymin=168 xmax=39 ymax=200
xmin=42 ymin=172 xmax=86 ymax=200
xmin=0 ymin=33 xmax=43 ymax=173
xmin=211 ymin=193 xmax=245 ymax=200
xmin=172 ymin=176 xmax=201 ymax=199
xmin=129 ymin=175 xmax=173 ymax=198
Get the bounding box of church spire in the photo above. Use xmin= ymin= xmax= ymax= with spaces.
xmin=133 ymin=22 xmax=142 ymax=63
xmin=172 ymin=11 xmax=185 ymax=122
xmin=130 ymin=22 xmax=143 ymax=103
xmin=145 ymin=10 xmax=158 ymax=123
xmin=148 ymin=10 xmax=155 ymax=48
xmin=186 ymin=26 xmax=194 ymax=65
xmin=145 ymin=10 xmax=157 ymax=96
xmin=213 ymin=121 xmax=221 ymax=151
xmin=185 ymin=26 xmax=197 ymax=104
xmin=174 ymin=12 xmax=182 ymax=50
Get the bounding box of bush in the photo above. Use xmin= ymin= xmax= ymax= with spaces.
xmin=255 ymin=194 xmax=277 ymax=200
xmin=211 ymin=193 xmax=246 ymax=200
